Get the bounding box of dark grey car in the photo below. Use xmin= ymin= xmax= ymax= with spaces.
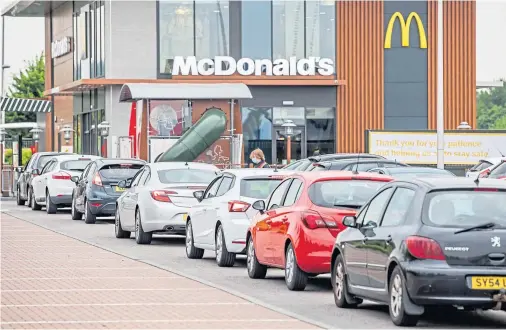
xmin=70 ymin=158 xmax=145 ymax=224
xmin=307 ymin=158 xmax=408 ymax=172
xmin=330 ymin=178 xmax=506 ymax=326
xmin=367 ymin=166 xmax=456 ymax=179
xmin=281 ymin=153 xmax=386 ymax=171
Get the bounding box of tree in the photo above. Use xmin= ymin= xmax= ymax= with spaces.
xmin=477 ymin=79 xmax=506 ymax=129
xmin=5 ymin=53 xmax=45 ymax=137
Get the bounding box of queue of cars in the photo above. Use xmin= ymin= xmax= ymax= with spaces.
xmin=16 ymin=152 xmax=506 ymax=327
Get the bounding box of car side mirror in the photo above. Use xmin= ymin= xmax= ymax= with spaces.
xmin=31 ymin=168 xmax=40 ymax=176
xmin=193 ymin=190 xmax=204 ymax=202
xmin=70 ymin=176 xmax=79 ymax=183
xmin=342 ymin=216 xmax=357 ymax=228
xmin=118 ymin=180 xmax=126 ymax=188
xmin=252 ymin=200 xmax=266 ymax=213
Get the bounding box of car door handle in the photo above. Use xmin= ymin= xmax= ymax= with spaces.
xmin=362 ymin=237 xmax=369 ymax=243
xmin=385 ymin=235 xmax=392 ymax=244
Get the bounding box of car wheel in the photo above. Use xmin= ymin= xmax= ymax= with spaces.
xmin=84 ymin=200 xmax=96 ymax=224
xmin=389 ymin=266 xmax=419 ymax=326
xmin=185 ymin=220 xmax=204 ymax=259
xmin=16 ymin=187 xmax=25 ymax=206
xmin=246 ymin=235 xmax=267 ymax=279
xmin=215 ymin=225 xmax=235 ymax=267
xmin=115 ymin=209 xmax=131 ymax=238
xmin=45 ymin=191 xmax=57 ymax=214
xmin=71 ymin=196 xmax=83 ymax=220
xmin=30 ymin=187 xmax=42 ymax=211
xmin=134 ymin=208 xmax=152 ymax=244
xmin=332 ymin=255 xmax=361 ymax=308
xmin=285 ymin=243 xmax=308 ymax=291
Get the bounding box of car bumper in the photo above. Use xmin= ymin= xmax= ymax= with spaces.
xmin=403 ymin=261 xmax=506 ymax=307
xmin=142 ymin=202 xmax=189 ymax=234
xmin=49 ymin=194 xmax=72 ymax=205
xmin=88 ymin=197 xmax=117 ymax=216
xmin=295 ymin=228 xmax=335 ymax=274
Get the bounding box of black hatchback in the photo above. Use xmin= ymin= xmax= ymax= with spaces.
xmin=70 ymin=158 xmax=146 ymax=223
xmin=330 ymin=177 xmax=506 ymax=326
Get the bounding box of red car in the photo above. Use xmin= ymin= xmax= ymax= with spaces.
xmin=246 ymin=171 xmax=393 ymax=291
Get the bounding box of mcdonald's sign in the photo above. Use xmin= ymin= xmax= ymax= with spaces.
xmin=384 ymin=12 xmax=427 ymax=49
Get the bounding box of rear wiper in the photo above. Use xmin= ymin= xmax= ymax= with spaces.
xmin=454 ymin=222 xmax=497 ymax=235
xmin=333 ymin=204 xmax=362 ymax=209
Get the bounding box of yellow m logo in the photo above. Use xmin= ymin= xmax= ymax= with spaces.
xmin=384 ymin=12 xmax=427 ymax=49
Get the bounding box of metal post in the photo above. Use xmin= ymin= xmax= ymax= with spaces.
xmin=230 ymin=99 xmax=235 ymax=168
xmin=436 ymin=0 xmax=445 ymax=169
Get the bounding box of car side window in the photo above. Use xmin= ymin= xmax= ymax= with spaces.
xmin=383 ymin=162 xmax=402 ymax=168
xmin=362 ymin=188 xmax=393 ymax=227
xmin=142 ymin=171 xmax=151 ymax=185
xmin=267 ymin=179 xmax=291 ymax=210
xmin=86 ymin=163 xmax=97 ymax=181
xmin=204 ymin=176 xmax=223 ymax=199
xmin=356 ymin=162 xmax=379 ymax=171
xmin=41 ymin=160 xmax=55 ymax=174
xmin=136 ymin=168 xmax=151 ymax=187
xmin=356 ymin=205 xmax=369 ymax=226
xmin=381 ymin=188 xmax=416 ymax=227
xmin=216 ymin=176 xmax=233 ymax=197
xmin=80 ymin=164 xmax=91 ymax=180
xmin=24 ymin=156 xmax=34 ymax=171
xmin=283 ymin=179 xmax=303 ymax=207
xmin=130 ymin=168 xmax=146 ymax=187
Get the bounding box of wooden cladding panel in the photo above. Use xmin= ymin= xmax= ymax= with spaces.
xmin=337 ymin=1 xmax=384 ymax=152
xmin=428 ymin=0 xmax=476 ymax=129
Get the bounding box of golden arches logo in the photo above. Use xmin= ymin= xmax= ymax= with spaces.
xmin=384 ymin=12 xmax=427 ymax=49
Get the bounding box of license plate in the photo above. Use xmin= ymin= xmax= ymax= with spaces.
xmin=471 ymin=276 xmax=506 ymax=290
xmin=183 ymin=214 xmax=188 ymax=222
xmin=115 ymin=186 xmax=126 ymax=192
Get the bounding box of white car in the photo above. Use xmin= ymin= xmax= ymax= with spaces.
xmin=185 ymin=169 xmax=293 ymax=267
xmin=30 ymin=155 xmax=102 ymax=213
xmin=114 ymin=162 xmax=220 ymax=245
xmin=466 ymin=157 xmax=506 ymax=179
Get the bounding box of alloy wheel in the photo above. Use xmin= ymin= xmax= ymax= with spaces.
xmin=390 ymin=274 xmax=403 ymax=318
xmin=135 ymin=212 xmax=140 ymax=238
xmin=115 ymin=211 xmax=120 ymax=235
xmin=216 ymin=229 xmax=223 ymax=262
xmin=334 ymin=262 xmax=344 ymax=301
xmin=71 ymin=199 xmax=75 ymax=218
xmin=186 ymin=223 xmax=193 ymax=254
xmin=285 ymin=248 xmax=295 ymax=283
xmin=247 ymin=240 xmax=254 ymax=272
xmin=84 ymin=202 xmax=88 ymax=219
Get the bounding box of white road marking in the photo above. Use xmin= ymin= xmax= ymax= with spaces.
xmin=0 ymin=319 xmax=299 ymax=325
xmin=0 ymin=276 xmax=181 ymax=281
xmin=1 ymin=302 xmax=251 ymax=308
xmin=2 ymin=258 xmax=132 ymax=261
xmin=2 ymin=267 xmax=155 ymax=270
xmin=2 ymin=288 xmax=214 ymax=292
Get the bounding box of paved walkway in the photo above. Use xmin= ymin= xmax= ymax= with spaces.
xmin=0 ymin=213 xmax=318 ymax=329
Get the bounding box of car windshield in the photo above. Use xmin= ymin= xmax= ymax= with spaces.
xmin=240 ymin=179 xmax=282 ymax=199
xmin=423 ymin=190 xmax=506 ymax=228
xmin=157 ymin=169 xmax=217 ymax=184
xmin=60 ymin=160 xmax=93 ymax=172
xmin=309 ymin=180 xmax=386 ymax=208
xmin=99 ymin=164 xmax=144 ymax=179
xmin=488 ymin=162 xmax=506 ymax=179
xmin=37 ymin=155 xmax=53 ymax=169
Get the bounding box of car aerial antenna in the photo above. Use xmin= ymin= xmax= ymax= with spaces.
xmin=495 ymin=146 xmax=505 ymax=157
xmin=273 ymin=165 xmax=278 ymax=172
xmin=352 ymin=153 xmax=360 ymax=174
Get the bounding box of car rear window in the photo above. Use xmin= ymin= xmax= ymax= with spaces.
xmin=469 ymin=160 xmax=493 ymax=172
xmin=391 ymin=170 xmax=455 ymax=179
xmin=423 ymin=190 xmax=506 ymax=228
xmin=240 ymin=178 xmax=282 ymax=199
xmin=158 ymin=169 xmax=217 ymax=184
xmin=488 ymin=162 xmax=506 ymax=179
xmin=308 ymin=179 xmax=387 ymax=209
xmin=60 ymin=160 xmax=93 ymax=172
xmin=99 ymin=164 xmax=144 ymax=179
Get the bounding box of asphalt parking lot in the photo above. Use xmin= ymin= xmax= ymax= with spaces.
xmin=2 ymin=199 xmax=506 ymax=329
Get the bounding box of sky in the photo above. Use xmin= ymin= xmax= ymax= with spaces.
xmin=0 ymin=0 xmax=505 ymax=93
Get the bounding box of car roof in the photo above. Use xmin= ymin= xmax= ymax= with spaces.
xmin=36 ymin=152 xmax=72 ymax=156
xmin=96 ymin=158 xmax=146 ymax=165
xmin=318 ymin=158 xmax=402 ymax=165
xmin=480 ymin=157 xmax=506 ymax=164
xmin=52 ymin=155 xmax=101 ymax=162
xmin=380 ymin=167 xmax=451 ymax=173
xmin=148 ymin=162 xmax=219 ymax=171
xmin=308 ymin=153 xmax=385 ymax=162
xmin=221 ymin=168 xmax=284 ymax=177
xmin=408 ymin=177 xmax=506 ymax=190
xmin=290 ymin=170 xmax=394 ymax=183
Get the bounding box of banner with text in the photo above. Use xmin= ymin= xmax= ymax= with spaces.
xmin=366 ymin=131 xmax=506 ymax=165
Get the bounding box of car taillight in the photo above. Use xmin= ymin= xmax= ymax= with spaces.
xmin=405 ymin=236 xmax=445 ymax=260
xmin=228 ymin=200 xmax=250 ymax=212
xmin=302 ymin=211 xmax=337 ymax=229
xmin=150 ymin=190 xmax=177 ymax=203
xmin=92 ymin=173 xmax=103 ymax=186
xmin=52 ymin=172 xmax=71 ymax=180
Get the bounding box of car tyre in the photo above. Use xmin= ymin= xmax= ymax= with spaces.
xmin=185 ymin=220 xmax=204 ymax=259
xmin=30 ymin=187 xmax=42 ymax=211
xmin=332 ymin=254 xmax=361 ymax=308
xmin=46 ymin=191 xmax=57 ymax=214
xmin=115 ymin=209 xmax=131 ymax=238
xmin=215 ymin=224 xmax=235 ymax=267
xmin=246 ymin=235 xmax=267 ymax=279
xmin=84 ymin=200 xmax=96 ymax=224
xmin=134 ymin=208 xmax=152 ymax=244
xmin=285 ymin=243 xmax=308 ymax=291
xmin=389 ymin=266 xmax=419 ymax=327
xmin=16 ymin=187 xmax=25 ymax=206
xmin=71 ymin=196 xmax=83 ymax=220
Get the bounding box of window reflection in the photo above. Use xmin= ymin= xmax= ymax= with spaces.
xmin=241 ymin=0 xmax=272 ymax=59
xmin=306 ymin=107 xmax=335 ymax=156
xmin=306 ymin=0 xmax=335 ymax=62
xmin=195 ymin=1 xmax=229 ymax=59
xmin=273 ymin=0 xmax=305 ymax=60
xmin=241 ymin=107 xmax=273 ymax=164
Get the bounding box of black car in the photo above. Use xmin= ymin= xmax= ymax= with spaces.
xmin=307 ymin=158 xmax=408 ymax=172
xmin=70 ymin=158 xmax=146 ymax=223
xmin=367 ymin=166 xmax=456 ymax=179
xmin=331 ymin=177 xmax=506 ymax=326
xmin=281 ymin=153 xmax=385 ymax=171
xmin=16 ymin=151 xmax=73 ymax=207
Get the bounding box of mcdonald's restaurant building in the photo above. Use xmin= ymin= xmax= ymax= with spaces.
xmin=2 ymin=0 xmax=476 ymax=165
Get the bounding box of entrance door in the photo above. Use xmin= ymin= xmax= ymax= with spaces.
xmin=272 ymin=126 xmax=306 ymax=165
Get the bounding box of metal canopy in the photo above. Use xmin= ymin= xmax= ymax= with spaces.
xmin=0 ymin=97 xmax=51 ymax=113
xmin=119 ymin=83 xmax=253 ymax=102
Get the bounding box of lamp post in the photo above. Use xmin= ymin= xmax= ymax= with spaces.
xmin=457 ymin=121 xmax=471 ymax=130
xmin=281 ymin=119 xmax=296 ymax=165
xmin=436 ymin=0 xmax=444 ymax=169
xmin=59 ymin=125 xmax=74 ymax=152
xmin=0 ymin=128 xmax=7 ymax=197
xmin=29 ymin=127 xmax=43 ymax=153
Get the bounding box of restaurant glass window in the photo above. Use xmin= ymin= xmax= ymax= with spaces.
xmin=195 ymin=1 xmax=229 ymax=59
xmin=91 ymin=110 xmax=97 ymax=155
xmin=241 ymin=107 xmax=273 ymax=164
xmin=306 ymin=107 xmax=335 ymax=156
xmin=272 ymin=0 xmax=305 ymax=60
xmin=305 ymin=0 xmax=335 ymax=63
xmin=241 ymin=0 xmax=272 ymax=59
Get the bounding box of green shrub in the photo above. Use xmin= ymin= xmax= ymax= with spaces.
xmin=3 ymin=148 xmax=32 ymax=166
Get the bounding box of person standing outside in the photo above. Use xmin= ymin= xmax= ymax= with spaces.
xmin=249 ymin=148 xmax=270 ymax=168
